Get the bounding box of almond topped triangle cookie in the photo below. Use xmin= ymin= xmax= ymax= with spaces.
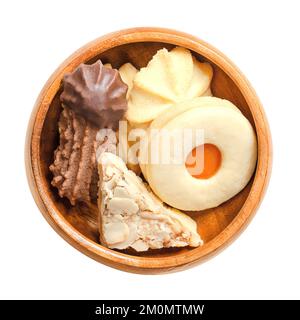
xmin=97 ymin=152 xmax=203 ymax=252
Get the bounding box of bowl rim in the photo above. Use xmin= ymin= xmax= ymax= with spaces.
xmin=25 ymin=27 xmax=272 ymax=274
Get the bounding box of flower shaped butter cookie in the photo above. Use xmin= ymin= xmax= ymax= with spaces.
xmin=125 ymin=47 xmax=213 ymax=123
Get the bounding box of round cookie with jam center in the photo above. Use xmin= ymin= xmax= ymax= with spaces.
xmin=145 ymin=105 xmax=257 ymax=211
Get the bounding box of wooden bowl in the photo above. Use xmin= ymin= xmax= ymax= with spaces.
xmin=25 ymin=27 xmax=272 ymax=274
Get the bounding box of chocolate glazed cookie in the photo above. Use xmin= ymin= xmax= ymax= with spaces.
xmin=50 ymin=61 xmax=128 ymax=205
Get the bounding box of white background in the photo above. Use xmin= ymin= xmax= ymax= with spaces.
xmin=0 ymin=0 xmax=299 ymax=300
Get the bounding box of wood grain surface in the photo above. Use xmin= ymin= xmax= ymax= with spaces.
xmin=25 ymin=27 xmax=272 ymax=274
